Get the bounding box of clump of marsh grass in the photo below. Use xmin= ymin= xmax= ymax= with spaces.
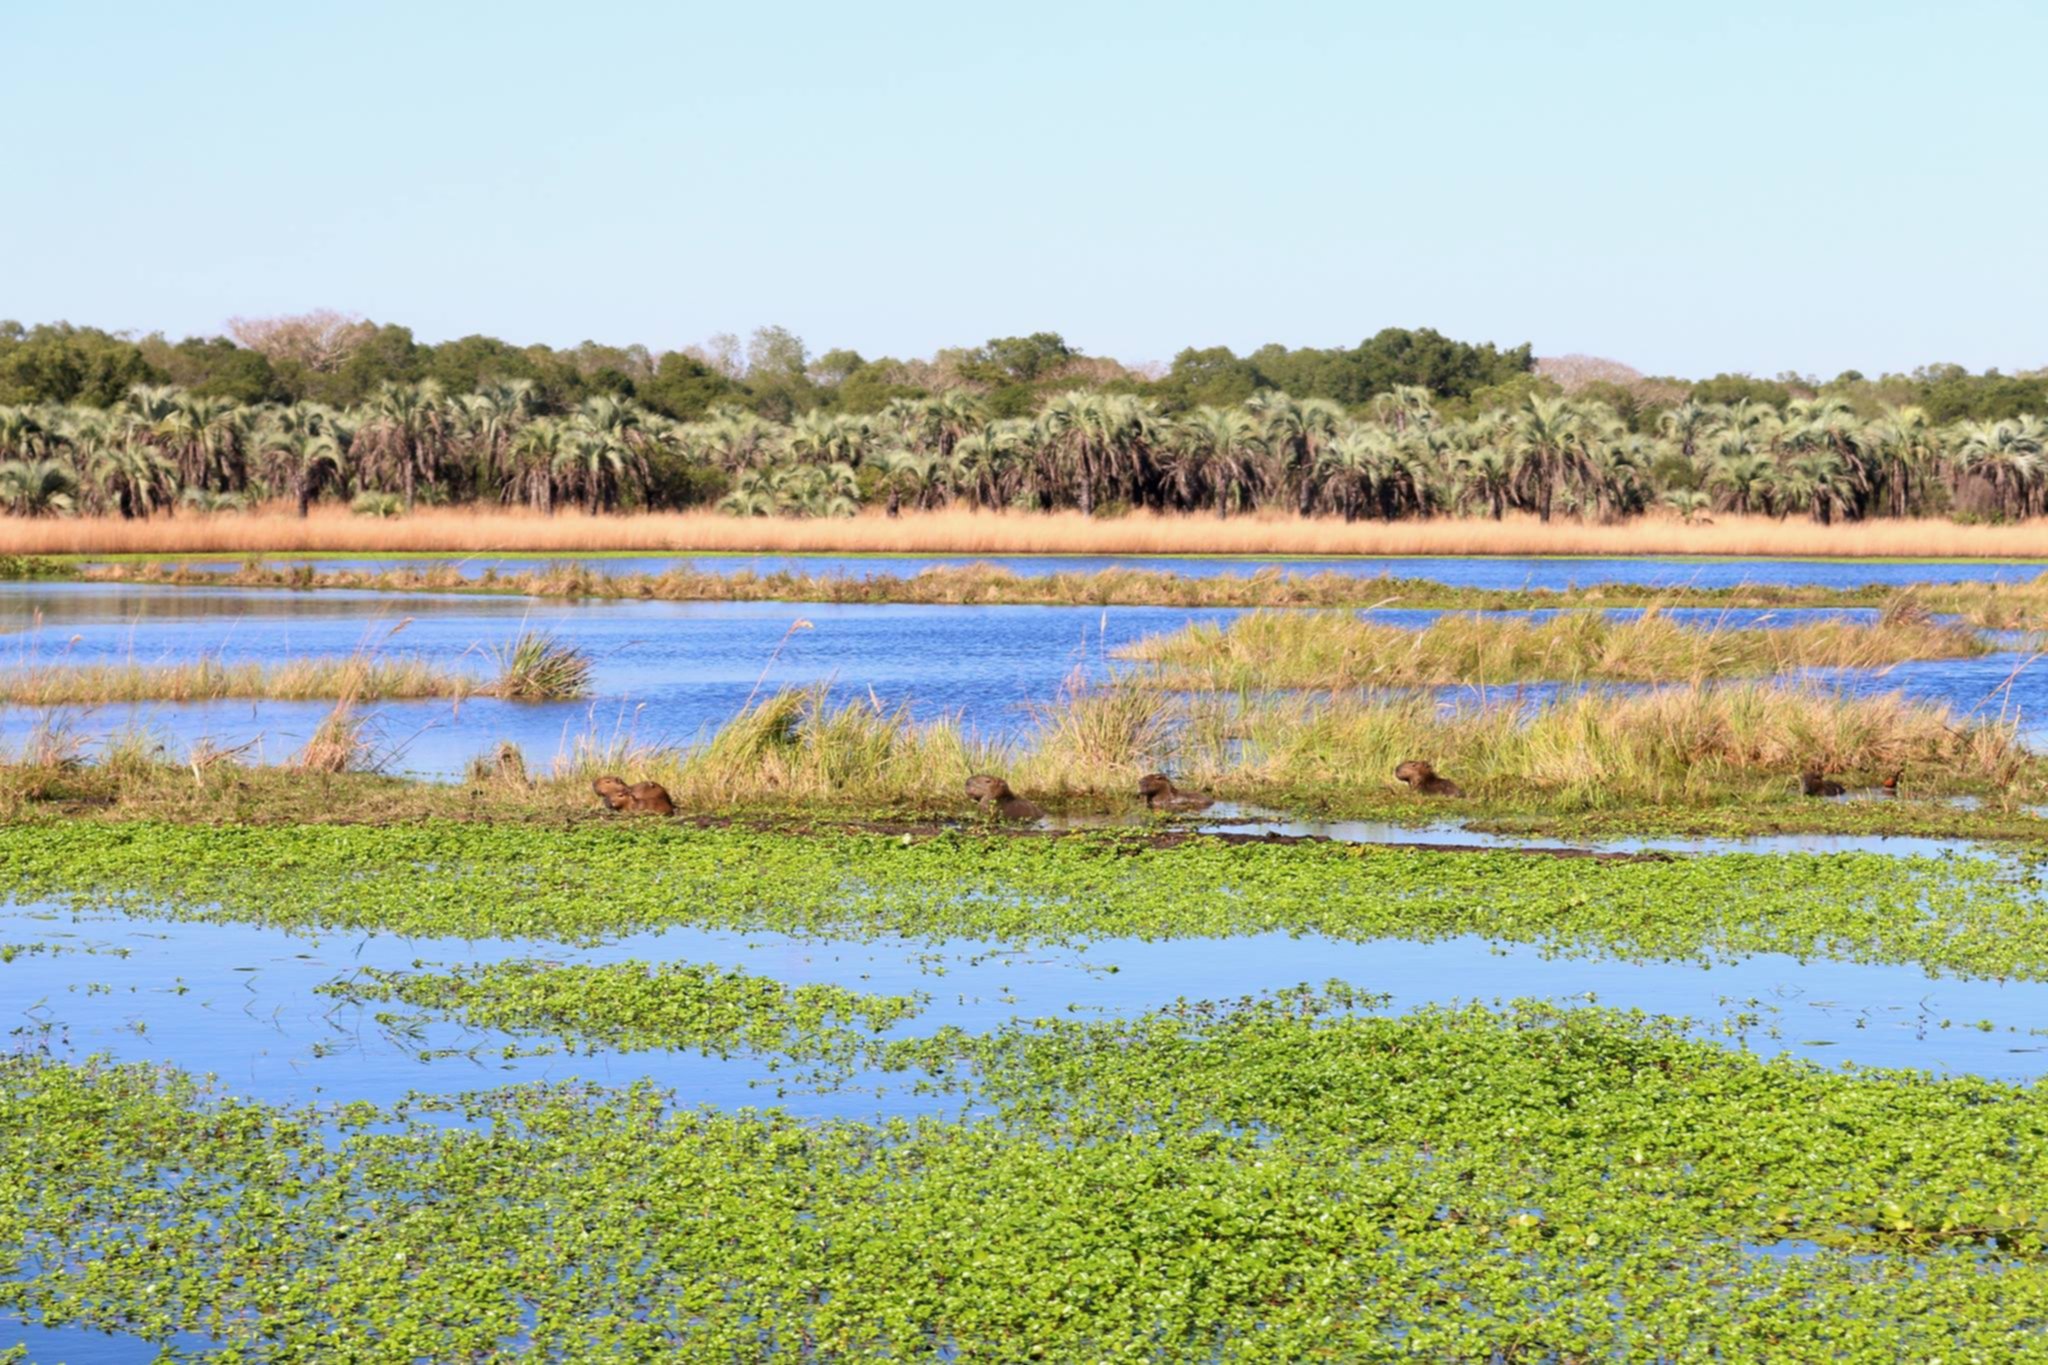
xmin=1121 ymin=605 xmax=1987 ymax=689
xmin=11 ymin=714 xmax=86 ymax=771
xmin=1017 ymin=671 xmax=1179 ymax=795
xmin=487 ymin=631 xmax=592 ymax=701
xmin=568 ymin=686 xmax=995 ymax=807
xmin=96 ymin=727 xmax=171 ymax=780
xmin=466 ymin=741 xmax=531 ymax=789
xmin=293 ymin=702 xmax=369 ymax=774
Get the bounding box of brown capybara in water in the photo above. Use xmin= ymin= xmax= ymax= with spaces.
xmin=593 ymin=774 xmax=676 ymax=815
xmin=1137 ymin=773 xmax=1214 ymax=812
xmin=1881 ymin=769 xmax=1902 ymax=795
xmin=1394 ymin=760 xmax=1464 ymax=797
xmin=1799 ymin=770 xmax=1846 ymax=798
xmin=964 ymin=773 xmax=1044 ymax=822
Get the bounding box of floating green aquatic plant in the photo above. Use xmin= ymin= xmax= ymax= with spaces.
xmin=319 ymin=958 xmax=923 ymax=1060
xmin=6 ymin=989 xmax=2048 ymax=1359
xmin=5 ymin=822 xmax=2048 ymax=980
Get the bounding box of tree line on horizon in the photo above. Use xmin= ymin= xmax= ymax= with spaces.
xmin=0 ymin=314 xmax=2043 ymax=524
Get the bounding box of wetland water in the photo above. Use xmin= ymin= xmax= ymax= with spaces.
xmin=103 ymin=550 xmax=2048 ymax=589
xmin=7 ymin=555 xmax=2048 ymax=1360
xmin=2 ymin=574 xmax=2043 ymax=777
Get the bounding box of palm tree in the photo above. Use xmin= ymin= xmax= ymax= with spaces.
xmin=258 ymin=427 xmax=347 ymax=518
xmin=717 ymin=468 xmax=776 ymax=517
xmin=1453 ymin=445 xmax=1515 ymax=520
xmin=88 ymin=441 xmax=178 ymax=519
xmin=879 ymin=447 xmax=946 ymax=512
xmin=1709 ymin=450 xmax=1777 ymax=516
xmin=0 ymin=459 xmax=79 ymax=517
xmin=1170 ymin=406 xmax=1266 ymax=516
xmin=948 ymin=422 xmax=1026 ymax=509
xmin=1865 ymin=406 xmax=1934 ymax=519
xmin=1248 ymin=392 xmax=1341 ymax=514
xmin=357 ymin=381 xmax=449 ymax=509
xmin=1507 ymin=394 xmax=1586 ymax=522
xmin=1954 ymin=420 xmax=2044 ymax=520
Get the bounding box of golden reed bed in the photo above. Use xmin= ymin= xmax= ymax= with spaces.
xmin=6 ymin=507 xmax=2048 ymax=560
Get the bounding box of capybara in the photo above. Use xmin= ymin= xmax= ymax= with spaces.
xmin=964 ymin=773 xmax=1044 ymax=822
xmin=1394 ymin=760 xmax=1464 ymax=797
xmin=1799 ymin=770 xmax=1846 ymax=798
xmin=1137 ymin=772 xmax=1214 ymax=812
xmin=594 ymin=774 xmax=675 ymax=815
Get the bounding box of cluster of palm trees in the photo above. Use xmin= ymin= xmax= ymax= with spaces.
xmin=0 ymin=380 xmax=2043 ymax=523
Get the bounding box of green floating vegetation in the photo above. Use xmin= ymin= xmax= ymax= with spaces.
xmin=1122 ymin=603 xmax=1988 ymax=687
xmin=7 ymin=990 xmax=2048 ymax=1358
xmin=319 ymin=958 xmax=923 ymax=1060
xmin=7 ymin=821 xmax=2048 ymax=980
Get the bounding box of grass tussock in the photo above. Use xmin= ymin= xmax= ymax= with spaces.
xmin=16 ymin=505 xmax=2048 ymax=559
xmin=558 ymin=686 xmax=1001 ymax=807
xmin=1121 ymin=603 xmax=1988 ymax=688
xmin=292 ymin=702 xmax=368 ymax=774
xmin=487 ymin=632 xmax=592 ymax=701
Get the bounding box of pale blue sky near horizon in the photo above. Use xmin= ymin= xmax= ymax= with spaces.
xmin=7 ymin=0 xmax=2043 ymax=381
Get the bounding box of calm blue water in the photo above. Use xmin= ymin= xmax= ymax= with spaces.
xmin=9 ymin=893 xmax=2043 ymax=1119
xmin=105 ymin=552 xmax=2048 ymax=590
xmin=2 ymin=582 xmax=2038 ymax=778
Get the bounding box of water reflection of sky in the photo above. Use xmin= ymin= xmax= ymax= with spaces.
xmin=108 ymin=551 xmax=2048 ymax=590
xmin=11 ymin=895 xmax=2047 ymax=1121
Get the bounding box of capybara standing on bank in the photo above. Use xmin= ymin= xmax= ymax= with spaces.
xmin=1799 ymin=769 xmax=1847 ymax=798
xmin=1394 ymin=760 xmax=1464 ymax=797
xmin=593 ymin=774 xmax=676 ymax=815
xmin=965 ymin=774 xmax=1045 ymax=822
xmin=1137 ymin=773 xmax=1214 ymax=812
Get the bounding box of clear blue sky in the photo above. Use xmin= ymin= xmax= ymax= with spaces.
xmin=9 ymin=0 xmax=2043 ymax=380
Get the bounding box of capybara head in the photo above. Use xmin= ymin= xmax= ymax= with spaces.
xmin=1393 ymin=760 xmax=1436 ymax=787
xmin=965 ymin=774 xmax=1012 ymax=803
xmin=1137 ymin=772 xmax=1175 ymax=803
xmin=592 ymin=774 xmax=631 ymax=809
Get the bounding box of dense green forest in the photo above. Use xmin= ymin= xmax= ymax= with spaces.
xmin=0 ymin=315 xmax=2042 ymax=522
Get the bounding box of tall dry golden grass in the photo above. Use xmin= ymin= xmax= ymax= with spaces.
xmin=541 ymin=680 xmax=2031 ymax=811
xmin=1119 ymin=606 xmax=1989 ymax=687
xmin=9 ymin=506 xmax=2048 ymax=559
